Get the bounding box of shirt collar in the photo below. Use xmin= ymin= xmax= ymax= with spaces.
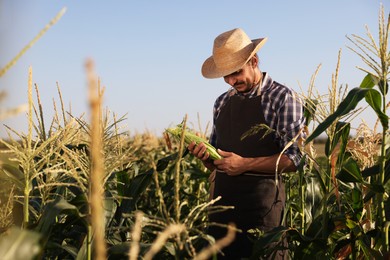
xmin=260 ymin=72 xmax=273 ymax=93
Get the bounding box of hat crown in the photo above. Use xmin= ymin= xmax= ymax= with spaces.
xmin=212 ymin=28 xmax=253 ymax=68
xmin=214 ymin=28 xmax=251 ymax=53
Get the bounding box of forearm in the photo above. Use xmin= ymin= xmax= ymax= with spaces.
xmin=241 ymin=154 xmax=296 ymax=175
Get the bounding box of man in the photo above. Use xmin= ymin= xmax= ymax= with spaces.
xmin=188 ymin=28 xmax=305 ymax=259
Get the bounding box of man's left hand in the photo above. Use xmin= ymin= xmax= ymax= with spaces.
xmin=214 ymin=149 xmax=247 ymax=176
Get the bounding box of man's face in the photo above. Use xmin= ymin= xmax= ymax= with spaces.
xmin=223 ymin=59 xmax=256 ymax=93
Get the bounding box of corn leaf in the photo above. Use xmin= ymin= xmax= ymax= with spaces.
xmin=306 ymin=87 xmax=369 ymax=144
xmin=0 ymin=227 xmax=42 ymax=260
xmin=337 ymin=158 xmax=362 ymax=183
xmin=360 ymin=73 xmax=377 ymax=89
xmin=364 ymin=87 xmax=388 ymax=129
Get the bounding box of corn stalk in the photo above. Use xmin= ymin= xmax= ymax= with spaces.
xmin=303 ymin=4 xmax=389 ymax=256
xmin=86 ymin=59 xmax=107 ymax=260
xmin=346 ymin=4 xmax=389 ymax=251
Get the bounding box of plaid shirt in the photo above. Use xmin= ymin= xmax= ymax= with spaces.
xmin=209 ymin=72 xmax=305 ymax=166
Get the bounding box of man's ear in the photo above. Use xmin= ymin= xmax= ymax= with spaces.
xmin=251 ymin=56 xmax=258 ymax=67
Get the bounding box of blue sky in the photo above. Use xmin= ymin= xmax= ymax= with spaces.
xmin=0 ymin=1 xmax=387 ymax=138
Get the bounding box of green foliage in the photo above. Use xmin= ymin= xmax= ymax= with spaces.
xmin=0 ymin=4 xmax=388 ymax=260
xmin=0 ymin=110 xmax=216 ymax=259
xmin=0 ymin=227 xmax=42 ymax=260
xmin=255 ymin=5 xmax=390 ymax=259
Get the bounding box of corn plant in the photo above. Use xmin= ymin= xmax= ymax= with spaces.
xmin=248 ymin=5 xmax=389 ymax=259
xmin=114 ymin=115 xmax=235 ymax=259
xmin=0 ymin=4 xmax=388 ymax=260
xmin=307 ymin=4 xmax=389 ymax=256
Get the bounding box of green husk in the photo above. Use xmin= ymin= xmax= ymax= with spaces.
xmin=165 ymin=126 xmax=221 ymax=160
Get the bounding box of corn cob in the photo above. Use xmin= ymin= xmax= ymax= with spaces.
xmin=165 ymin=126 xmax=222 ymax=160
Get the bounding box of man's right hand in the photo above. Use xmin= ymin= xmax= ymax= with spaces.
xmin=188 ymin=141 xmax=209 ymax=160
xmin=188 ymin=141 xmax=216 ymax=171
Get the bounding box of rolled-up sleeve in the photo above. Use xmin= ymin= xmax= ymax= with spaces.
xmin=276 ymin=92 xmax=305 ymax=166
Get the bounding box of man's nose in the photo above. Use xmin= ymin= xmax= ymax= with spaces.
xmin=224 ymin=75 xmax=236 ymax=86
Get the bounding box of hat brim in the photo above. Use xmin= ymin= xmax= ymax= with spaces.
xmin=201 ymin=37 xmax=268 ymax=79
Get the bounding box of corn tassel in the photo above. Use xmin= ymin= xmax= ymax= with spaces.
xmin=165 ymin=126 xmax=221 ymax=160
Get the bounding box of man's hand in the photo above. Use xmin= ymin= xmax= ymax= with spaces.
xmin=188 ymin=141 xmax=216 ymax=171
xmin=214 ymin=149 xmax=247 ymax=176
xmin=188 ymin=141 xmax=209 ymax=161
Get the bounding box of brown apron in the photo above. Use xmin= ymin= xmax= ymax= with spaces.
xmin=209 ymin=94 xmax=286 ymax=259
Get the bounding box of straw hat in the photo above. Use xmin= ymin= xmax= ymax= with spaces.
xmin=201 ymin=28 xmax=267 ymax=79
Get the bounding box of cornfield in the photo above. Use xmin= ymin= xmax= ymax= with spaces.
xmin=0 ymin=4 xmax=389 ymax=260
